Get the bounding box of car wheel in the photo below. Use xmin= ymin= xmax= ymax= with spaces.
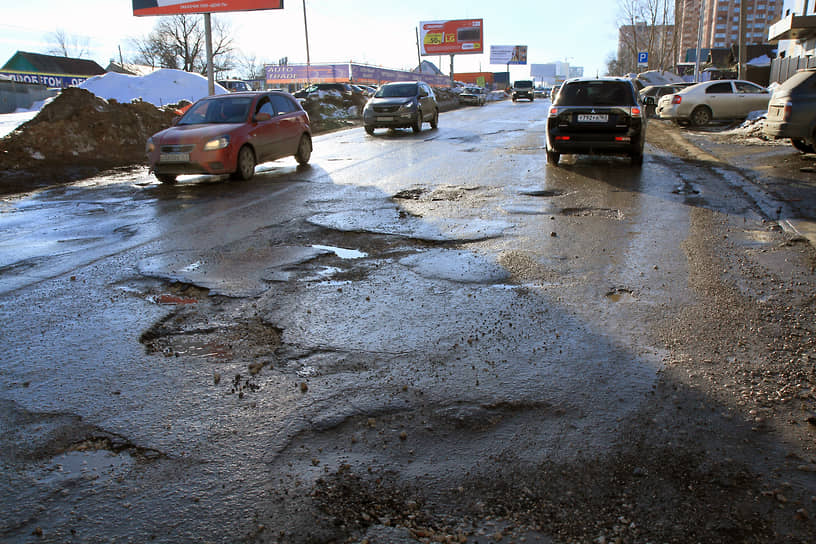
xmin=512 ymin=96 xmax=517 ymax=102
xmin=430 ymin=109 xmax=439 ymax=129
xmin=791 ymin=138 xmax=816 ymax=153
xmin=365 ymin=125 xmax=375 ymax=135
xmin=412 ymin=111 xmax=422 ymax=133
xmin=156 ymin=173 xmax=176 ymax=184
xmin=630 ymin=152 xmax=644 ymax=166
xmin=231 ymin=145 xmax=256 ymax=181
xmin=294 ymin=134 xmax=312 ymax=165
xmin=690 ymin=106 xmax=712 ymax=127
xmin=546 ymin=150 xmax=560 ymax=166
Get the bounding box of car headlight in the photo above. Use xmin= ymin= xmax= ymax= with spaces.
xmin=398 ymin=101 xmax=417 ymax=113
xmin=146 ymin=137 xmax=155 ymax=154
xmin=204 ymin=135 xmax=230 ymax=151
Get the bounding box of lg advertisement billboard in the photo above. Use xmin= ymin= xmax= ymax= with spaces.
xmin=132 ymin=0 xmax=283 ymax=16
xmin=419 ymin=19 xmax=483 ymax=56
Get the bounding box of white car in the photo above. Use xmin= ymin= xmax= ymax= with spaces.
xmin=657 ymin=80 xmax=770 ymax=126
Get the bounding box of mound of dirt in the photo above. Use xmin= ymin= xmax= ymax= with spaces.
xmin=0 ymin=87 xmax=181 ymax=193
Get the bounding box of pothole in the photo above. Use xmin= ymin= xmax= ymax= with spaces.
xmin=560 ymin=207 xmax=624 ymax=220
xmin=605 ymin=287 xmax=635 ymax=303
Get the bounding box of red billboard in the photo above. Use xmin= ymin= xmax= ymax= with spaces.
xmin=133 ymin=0 xmax=283 ymax=17
xmin=419 ymin=19 xmax=483 ymax=56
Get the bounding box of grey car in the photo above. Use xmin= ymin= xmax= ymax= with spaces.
xmin=657 ymin=79 xmax=770 ymax=126
xmin=363 ymin=81 xmax=439 ymax=134
xmin=764 ymin=69 xmax=816 ymax=153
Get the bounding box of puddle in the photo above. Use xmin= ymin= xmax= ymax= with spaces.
xmin=561 ymin=207 xmax=624 ymax=220
xmin=37 ymin=449 xmax=135 ymax=486
xmin=311 ymin=245 xmax=367 ymax=259
xmin=399 ymin=249 xmax=510 ymax=284
xmin=672 ymin=184 xmax=700 ymax=196
xmin=606 ymin=288 xmax=635 ymax=303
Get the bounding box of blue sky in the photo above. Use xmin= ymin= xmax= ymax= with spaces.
xmin=1 ymin=1 xmax=621 ymax=80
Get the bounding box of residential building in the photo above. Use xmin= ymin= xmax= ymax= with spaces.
xmin=677 ymin=0 xmax=784 ymax=60
xmin=767 ymin=0 xmax=816 ymax=82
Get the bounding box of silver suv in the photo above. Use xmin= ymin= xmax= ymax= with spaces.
xmin=512 ymin=80 xmax=534 ymax=102
xmin=362 ymin=81 xmax=439 ymax=135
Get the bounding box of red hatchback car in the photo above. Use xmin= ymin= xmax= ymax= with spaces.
xmin=146 ymin=91 xmax=312 ymax=184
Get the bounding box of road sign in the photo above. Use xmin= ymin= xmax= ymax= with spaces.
xmin=637 ymin=52 xmax=649 ymax=65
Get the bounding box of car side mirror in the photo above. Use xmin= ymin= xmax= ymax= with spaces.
xmin=255 ymin=112 xmax=272 ymax=122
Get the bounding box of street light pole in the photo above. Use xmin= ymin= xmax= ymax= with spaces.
xmin=695 ymin=0 xmax=707 ymax=82
xmin=302 ymin=0 xmax=311 ymax=85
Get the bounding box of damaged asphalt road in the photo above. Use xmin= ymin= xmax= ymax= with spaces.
xmin=1 ymin=102 xmax=815 ymax=543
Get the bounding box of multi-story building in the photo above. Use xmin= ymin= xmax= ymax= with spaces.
xmin=677 ymin=0 xmax=784 ymax=60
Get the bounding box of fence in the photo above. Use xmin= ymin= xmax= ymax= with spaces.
xmin=770 ymin=55 xmax=816 ymax=84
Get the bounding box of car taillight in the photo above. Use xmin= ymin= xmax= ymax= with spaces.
xmin=784 ymin=102 xmax=792 ymax=121
xmin=549 ymin=107 xmax=559 ymax=117
xmin=630 ymin=107 xmax=642 ymax=117
xmin=672 ymin=95 xmax=682 ymax=105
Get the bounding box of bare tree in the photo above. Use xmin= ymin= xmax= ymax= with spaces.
xmin=47 ymin=29 xmax=90 ymax=58
xmin=129 ymin=14 xmax=235 ymax=75
xmin=235 ymin=53 xmax=269 ymax=81
xmin=615 ymin=0 xmax=677 ymax=74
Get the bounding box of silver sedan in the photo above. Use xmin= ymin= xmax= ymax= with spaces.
xmin=657 ymin=80 xmax=770 ymax=126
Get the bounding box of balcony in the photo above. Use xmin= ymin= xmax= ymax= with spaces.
xmin=768 ymin=13 xmax=816 ymax=41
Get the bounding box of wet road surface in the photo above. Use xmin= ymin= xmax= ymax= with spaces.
xmin=1 ymin=99 xmax=815 ymax=543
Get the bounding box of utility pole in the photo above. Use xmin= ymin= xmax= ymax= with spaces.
xmin=738 ymin=0 xmax=748 ymax=79
xmin=694 ymin=0 xmax=707 ymax=82
xmin=205 ymin=13 xmax=214 ymax=95
xmin=302 ymin=0 xmax=311 ymax=85
xmin=415 ymin=27 xmax=422 ymax=72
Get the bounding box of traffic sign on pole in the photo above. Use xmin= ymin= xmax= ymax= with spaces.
xmin=637 ymin=51 xmax=648 ymax=65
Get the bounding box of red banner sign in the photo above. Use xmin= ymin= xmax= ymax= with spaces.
xmin=419 ymin=19 xmax=483 ymax=56
xmin=133 ymin=0 xmax=283 ymax=16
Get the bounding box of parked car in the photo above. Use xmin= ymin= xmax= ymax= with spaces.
xmin=763 ymin=69 xmax=816 ymax=153
xmin=459 ymin=86 xmax=487 ymax=106
xmin=362 ymin=81 xmax=439 ymax=134
xmin=657 ymin=79 xmax=770 ymax=126
xmin=293 ymin=83 xmax=367 ymax=109
xmin=545 ymin=76 xmax=646 ymax=166
xmin=512 ymin=80 xmax=535 ymax=102
xmin=145 ymin=91 xmax=312 ymax=184
xmin=639 ymin=83 xmax=692 ymax=117
xmin=217 ymin=79 xmax=252 ymax=92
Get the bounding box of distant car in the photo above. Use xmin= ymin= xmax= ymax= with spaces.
xmin=546 ymin=76 xmax=646 ymax=166
xmin=293 ymin=83 xmax=367 ymax=109
xmin=217 ymin=79 xmax=252 ymax=92
xmin=362 ymin=81 xmax=439 ymax=134
xmin=639 ymin=83 xmax=693 ymax=117
xmin=512 ymin=80 xmax=534 ymax=102
xmin=764 ymin=69 xmax=816 ymax=153
xmin=145 ymin=91 xmax=312 ymax=184
xmin=657 ymin=79 xmax=770 ymax=126
xmin=459 ymin=86 xmax=487 ymax=106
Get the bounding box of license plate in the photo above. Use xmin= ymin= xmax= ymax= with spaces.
xmin=378 ymin=116 xmax=394 ymax=121
xmin=160 ymin=152 xmax=190 ymax=163
xmin=577 ymin=114 xmax=608 ymax=122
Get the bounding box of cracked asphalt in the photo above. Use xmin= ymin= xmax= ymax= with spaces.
xmin=1 ymin=101 xmax=815 ymax=543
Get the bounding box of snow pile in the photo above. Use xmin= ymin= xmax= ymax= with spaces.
xmin=78 ymin=69 xmax=227 ymax=108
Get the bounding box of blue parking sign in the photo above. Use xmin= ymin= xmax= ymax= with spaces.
xmin=637 ymin=52 xmax=648 ymax=64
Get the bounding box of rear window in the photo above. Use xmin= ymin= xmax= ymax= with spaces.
xmin=778 ymin=70 xmax=816 ymax=92
xmin=554 ymin=81 xmax=635 ymax=106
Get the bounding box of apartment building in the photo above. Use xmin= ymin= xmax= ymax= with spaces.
xmin=676 ymin=0 xmax=784 ymax=60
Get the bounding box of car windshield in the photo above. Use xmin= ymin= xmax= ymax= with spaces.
xmin=375 ymin=84 xmax=418 ymax=98
xmin=178 ymin=97 xmax=252 ymax=125
xmin=555 ymin=81 xmax=634 ymax=106
xmin=515 ymin=81 xmax=533 ymax=88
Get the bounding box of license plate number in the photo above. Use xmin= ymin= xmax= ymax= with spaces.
xmin=577 ymin=114 xmax=608 ymax=122
xmin=160 ymin=152 xmax=190 ymax=163
xmin=378 ymin=116 xmax=394 ymax=121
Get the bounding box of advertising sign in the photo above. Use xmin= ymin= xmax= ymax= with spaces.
xmin=265 ymin=63 xmax=450 ymax=88
xmin=490 ymin=45 xmax=527 ymax=65
xmin=0 ymin=71 xmax=89 ymax=88
xmin=133 ymin=0 xmax=283 ymax=17
xmin=419 ymin=19 xmax=483 ymax=56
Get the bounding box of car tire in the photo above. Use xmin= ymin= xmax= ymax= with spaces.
xmin=512 ymin=96 xmax=517 ymax=103
xmin=231 ymin=145 xmax=256 ymax=181
xmin=430 ymin=109 xmax=438 ymax=129
xmin=546 ymin=150 xmax=560 ymax=166
xmin=791 ymin=138 xmax=816 ymax=154
xmin=412 ymin=111 xmax=422 ymax=133
xmin=365 ymin=125 xmax=375 ymax=135
xmin=295 ymin=134 xmax=312 ymax=165
xmin=630 ymin=151 xmax=644 ymax=166
xmin=156 ymin=174 xmax=177 ymax=184
xmin=690 ymin=106 xmax=712 ymax=127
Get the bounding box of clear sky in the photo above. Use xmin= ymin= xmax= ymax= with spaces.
xmin=1 ymin=1 xmax=621 ymax=81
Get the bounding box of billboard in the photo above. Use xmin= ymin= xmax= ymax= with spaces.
xmin=265 ymin=63 xmax=451 ymax=88
xmin=419 ymin=19 xmax=483 ymax=56
xmin=133 ymin=0 xmax=283 ymax=16
xmin=490 ymin=46 xmax=527 ymax=65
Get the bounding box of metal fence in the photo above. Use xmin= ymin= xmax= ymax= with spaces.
xmin=770 ymin=55 xmax=816 ymax=84
xmin=0 ymin=79 xmax=57 ymax=114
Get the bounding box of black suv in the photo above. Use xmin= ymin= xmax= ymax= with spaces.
xmin=512 ymin=80 xmax=534 ymax=102
xmin=362 ymin=81 xmax=439 ymax=134
xmin=545 ymin=77 xmax=645 ymax=166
